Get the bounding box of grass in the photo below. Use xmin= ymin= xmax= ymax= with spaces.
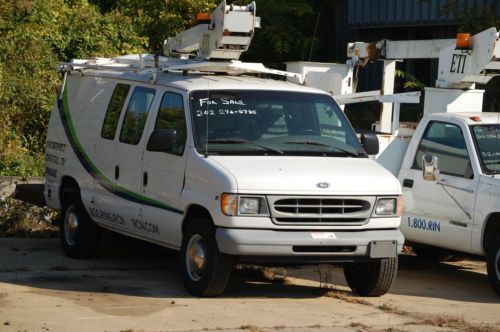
xmin=376 ymin=302 xmax=410 ymax=316
xmin=235 ymin=264 xmax=288 ymax=284
xmin=406 ymin=316 xmax=500 ymax=332
xmin=240 ymin=325 xmax=264 ymax=332
xmin=323 ymin=289 xmax=371 ymax=305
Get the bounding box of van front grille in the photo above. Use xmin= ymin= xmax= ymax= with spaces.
xmin=268 ymin=196 xmax=374 ymax=225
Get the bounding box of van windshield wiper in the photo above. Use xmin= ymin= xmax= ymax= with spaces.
xmin=206 ymin=138 xmax=284 ymax=155
xmin=282 ymin=140 xmax=360 ymax=157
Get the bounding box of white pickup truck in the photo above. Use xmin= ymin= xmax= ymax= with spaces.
xmin=351 ymin=28 xmax=500 ymax=295
xmin=288 ymin=27 xmax=500 ymax=295
xmin=396 ymin=111 xmax=500 ymax=295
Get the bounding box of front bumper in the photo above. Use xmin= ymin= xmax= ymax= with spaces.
xmin=216 ymin=228 xmax=404 ymax=262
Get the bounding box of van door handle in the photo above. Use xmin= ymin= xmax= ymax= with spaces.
xmin=115 ymin=165 xmax=120 ymax=180
xmin=403 ymin=179 xmax=413 ymax=188
xmin=143 ymin=172 xmax=148 ymax=186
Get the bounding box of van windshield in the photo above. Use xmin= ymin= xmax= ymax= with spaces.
xmin=189 ymin=90 xmax=365 ymax=157
xmin=472 ymin=124 xmax=500 ymax=174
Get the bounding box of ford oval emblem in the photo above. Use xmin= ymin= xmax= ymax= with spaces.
xmin=317 ymin=182 xmax=330 ymax=189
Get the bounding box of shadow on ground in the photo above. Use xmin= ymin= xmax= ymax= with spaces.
xmin=0 ymin=233 xmax=322 ymax=301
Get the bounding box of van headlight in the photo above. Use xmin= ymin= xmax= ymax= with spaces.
xmin=221 ymin=194 xmax=269 ymax=216
xmin=372 ymin=196 xmax=403 ymax=217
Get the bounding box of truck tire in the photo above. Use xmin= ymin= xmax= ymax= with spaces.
xmin=60 ymin=191 xmax=100 ymax=258
xmin=181 ymin=217 xmax=233 ymax=297
xmin=413 ymin=245 xmax=453 ymax=263
xmin=343 ymin=257 xmax=398 ymax=296
xmin=486 ymin=235 xmax=500 ymax=296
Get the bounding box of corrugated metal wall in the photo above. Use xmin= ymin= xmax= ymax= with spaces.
xmin=347 ymin=0 xmax=500 ymax=27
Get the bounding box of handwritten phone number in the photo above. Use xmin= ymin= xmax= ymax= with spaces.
xmin=195 ymin=109 xmax=257 ymax=117
xmin=408 ymin=217 xmax=441 ymax=232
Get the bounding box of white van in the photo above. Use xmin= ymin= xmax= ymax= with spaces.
xmin=44 ymin=60 xmax=403 ymax=296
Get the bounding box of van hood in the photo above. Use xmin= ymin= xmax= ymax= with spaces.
xmin=210 ymin=156 xmax=401 ymax=195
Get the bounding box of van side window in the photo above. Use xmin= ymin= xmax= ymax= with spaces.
xmin=154 ymin=92 xmax=186 ymax=155
xmin=119 ymin=86 xmax=156 ymax=145
xmin=413 ymin=121 xmax=473 ymax=178
xmin=101 ymin=83 xmax=130 ymax=140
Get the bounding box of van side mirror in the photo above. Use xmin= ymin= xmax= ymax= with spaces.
xmin=147 ymin=129 xmax=176 ymax=153
xmin=422 ymin=154 xmax=439 ymax=181
xmin=361 ymin=133 xmax=379 ymax=155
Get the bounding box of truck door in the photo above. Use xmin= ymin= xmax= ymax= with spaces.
xmin=112 ymin=85 xmax=157 ymax=233
xmin=141 ymin=91 xmax=188 ymax=247
xmin=399 ymin=120 xmax=479 ymax=252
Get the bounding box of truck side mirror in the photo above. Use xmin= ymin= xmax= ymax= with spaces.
xmin=422 ymin=154 xmax=439 ymax=181
xmin=147 ymin=129 xmax=176 ymax=153
xmin=361 ymin=133 xmax=379 ymax=155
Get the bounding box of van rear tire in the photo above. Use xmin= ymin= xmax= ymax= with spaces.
xmin=343 ymin=257 xmax=398 ymax=297
xmin=181 ymin=218 xmax=233 ymax=297
xmin=486 ymin=235 xmax=500 ymax=296
xmin=60 ymin=191 xmax=100 ymax=258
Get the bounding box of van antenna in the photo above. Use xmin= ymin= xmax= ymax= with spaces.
xmin=204 ymin=75 xmax=210 ymax=158
xmin=308 ymin=13 xmax=320 ymax=62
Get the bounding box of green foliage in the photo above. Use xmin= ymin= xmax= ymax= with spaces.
xmin=0 ymin=148 xmax=44 ymax=178
xmin=0 ymin=0 xmax=147 ymax=176
xmin=239 ymin=0 xmax=319 ymax=68
xmin=441 ymin=0 xmax=500 ymax=33
xmin=91 ymin=0 xmax=218 ymax=53
xmin=0 ymin=0 xmax=330 ymax=177
xmin=395 ymin=69 xmax=425 ymax=90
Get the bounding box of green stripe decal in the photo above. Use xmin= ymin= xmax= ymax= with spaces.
xmin=59 ymin=84 xmax=183 ymax=214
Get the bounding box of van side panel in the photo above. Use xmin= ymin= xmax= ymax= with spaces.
xmin=44 ymin=74 xmax=114 ymax=212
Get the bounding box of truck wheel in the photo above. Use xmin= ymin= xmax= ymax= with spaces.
xmin=413 ymin=245 xmax=453 ymax=263
xmin=486 ymin=235 xmax=500 ymax=296
xmin=181 ymin=218 xmax=233 ymax=297
xmin=60 ymin=191 xmax=100 ymax=258
xmin=343 ymin=257 xmax=398 ymax=296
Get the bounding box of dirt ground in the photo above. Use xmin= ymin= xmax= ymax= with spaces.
xmin=0 ymin=234 xmax=499 ymax=332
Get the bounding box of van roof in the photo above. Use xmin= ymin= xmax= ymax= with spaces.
xmin=76 ymin=69 xmax=329 ymax=94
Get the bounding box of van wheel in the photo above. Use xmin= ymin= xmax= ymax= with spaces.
xmin=343 ymin=257 xmax=398 ymax=297
xmin=413 ymin=245 xmax=453 ymax=263
xmin=181 ymin=218 xmax=233 ymax=297
xmin=486 ymin=235 xmax=500 ymax=296
xmin=60 ymin=191 xmax=100 ymax=258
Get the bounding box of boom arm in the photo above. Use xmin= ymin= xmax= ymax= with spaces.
xmin=348 ymin=27 xmax=500 ymax=89
xmin=164 ymin=1 xmax=260 ymax=61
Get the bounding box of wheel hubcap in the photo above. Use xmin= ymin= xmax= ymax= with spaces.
xmin=64 ymin=206 xmax=79 ymax=246
xmin=186 ymin=234 xmax=207 ymax=281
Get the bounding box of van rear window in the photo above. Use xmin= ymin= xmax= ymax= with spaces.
xmin=101 ymin=84 xmax=130 ymax=140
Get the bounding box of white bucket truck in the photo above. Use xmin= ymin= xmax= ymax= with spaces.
xmin=42 ymin=1 xmax=404 ymax=297
xmin=288 ymin=28 xmax=500 ymax=295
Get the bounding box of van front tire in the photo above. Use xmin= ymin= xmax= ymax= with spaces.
xmin=343 ymin=257 xmax=398 ymax=297
xmin=181 ymin=218 xmax=233 ymax=297
xmin=486 ymin=235 xmax=500 ymax=296
xmin=60 ymin=193 xmax=100 ymax=258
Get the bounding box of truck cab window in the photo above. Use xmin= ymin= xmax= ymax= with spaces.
xmin=101 ymin=83 xmax=130 ymax=140
xmin=119 ymin=86 xmax=156 ymax=145
xmin=413 ymin=121 xmax=472 ymax=178
xmin=154 ymin=92 xmax=186 ymax=155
